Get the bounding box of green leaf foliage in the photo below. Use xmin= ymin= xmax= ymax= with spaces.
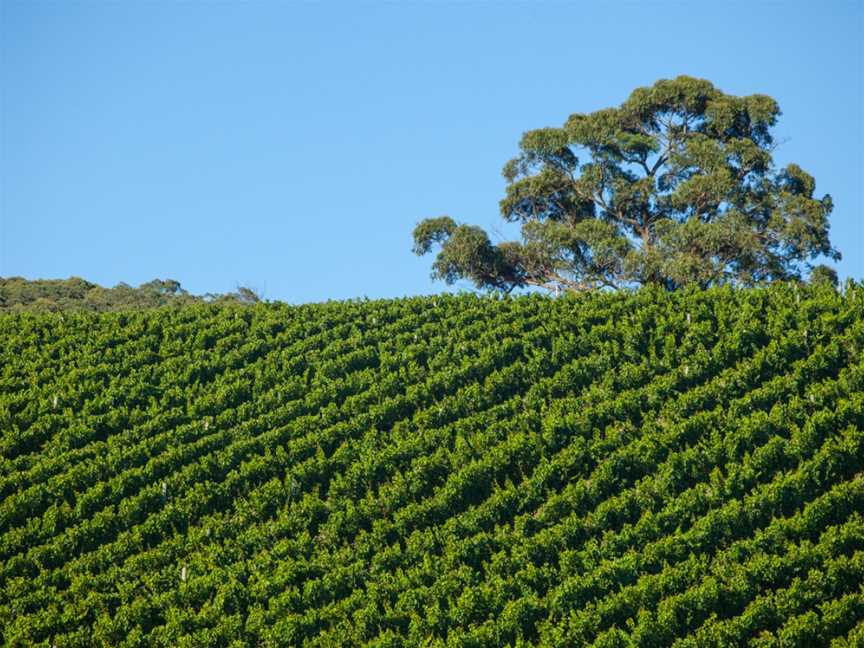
xmin=413 ymin=76 xmax=841 ymax=293
xmin=1 ymin=283 xmax=863 ymax=646
xmin=0 ymin=277 xmax=261 ymax=312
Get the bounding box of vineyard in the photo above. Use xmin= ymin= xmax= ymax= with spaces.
xmin=1 ymin=284 xmax=863 ymax=647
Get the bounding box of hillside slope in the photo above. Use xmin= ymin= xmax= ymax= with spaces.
xmin=1 ymin=286 xmax=863 ymax=647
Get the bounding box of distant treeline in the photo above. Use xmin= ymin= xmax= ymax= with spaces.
xmin=0 ymin=277 xmax=260 ymax=312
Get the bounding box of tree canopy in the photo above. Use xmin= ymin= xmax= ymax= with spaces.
xmin=0 ymin=277 xmax=261 ymax=312
xmin=413 ymin=76 xmax=840 ymax=293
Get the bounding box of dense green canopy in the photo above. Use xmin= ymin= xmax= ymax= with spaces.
xmin=0 ymin=277 xmax=260 ymax=312
xmin=414 ymin=76 xmax=839 ymax=293
xmin=3 ymin=287 xmax=864 ymax=645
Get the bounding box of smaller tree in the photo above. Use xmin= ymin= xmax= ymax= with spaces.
xmin=809 ymin=264 xmax=838 ymax=289
xmin=139 ymin=278 xmax=186 ymax=295
xmin=234 ymin=286 xmax=261 ymax=304
xmin=413 ymin=76 xmax=840 ymax=293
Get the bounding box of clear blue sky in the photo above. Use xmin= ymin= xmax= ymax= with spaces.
xmin=2 ymin=1 xmax=861 ymax=303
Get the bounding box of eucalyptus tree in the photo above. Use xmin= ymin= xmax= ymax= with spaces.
xmin=413 ymin=76 xmax=839 ymax=292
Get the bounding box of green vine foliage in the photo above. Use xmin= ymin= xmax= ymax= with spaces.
xmin=1 ymin=283 xmax=863 ymax=646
